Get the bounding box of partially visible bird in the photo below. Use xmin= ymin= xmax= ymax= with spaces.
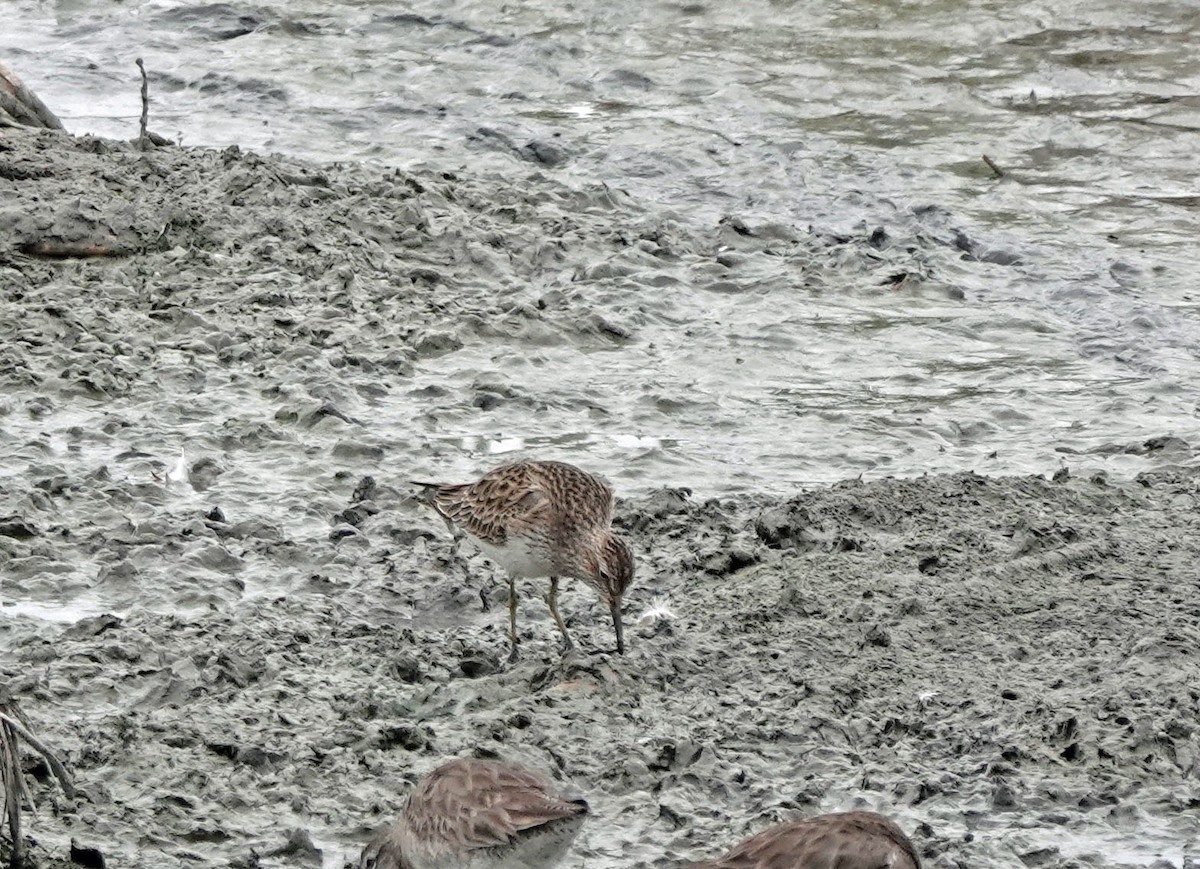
xmin=359 ymin=757 xmax=589 ymax=869
xmin=412 ymin=460 xmax=634 ymax=659
xmin=686 ymin=811 xmax=921 ymax=869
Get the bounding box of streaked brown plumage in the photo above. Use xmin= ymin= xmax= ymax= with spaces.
xmin=686 ymin=811 xmax=921 ymax=869
xmin=358 ymin=757 xmax=589 ymax=869
xmin=413 ymin=460 xmax=634 ymax=658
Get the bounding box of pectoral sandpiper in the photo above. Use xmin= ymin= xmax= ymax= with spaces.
xmin=412 ymin=460 xmax=634 ymax=659
xmin=686 ymin=811 xmax=921 ymax=869
xmin=358 ymin=757 xmax=589 ymax=869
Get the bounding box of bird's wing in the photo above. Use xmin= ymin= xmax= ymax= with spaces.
xmin=406 ymin=759 xmax=587 ymax=856
xmin=528 ymin=460 xmax=616 ymax=526
xmin=691 ymin=812 xmax=920 ymax=869
xmin=413 ymin=464 xmax=551 ymax=545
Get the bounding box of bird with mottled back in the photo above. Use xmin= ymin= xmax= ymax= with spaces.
xmin=686 ymin=811 xmax=921 ymax=869
xmin=412 ymin=460 xmax=634 ymax=659
xmin=359 ymin=757 xmax=589 ymax=869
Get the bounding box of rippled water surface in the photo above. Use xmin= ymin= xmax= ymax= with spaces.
xmin=4 ymin=0 xmax=1199 ymax=492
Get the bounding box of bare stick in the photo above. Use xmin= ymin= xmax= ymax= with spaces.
xmin=136 ymin=57 xmax=150 ymax=150
xmin=0 ymin=714 xmax=76 ymax=800
xmin=20 ymin=241 xmax=124 ymax=259
xmin=2 ymin=723 xmax=26 ymax=869
xmin=0 ymin=90 xmax=41 ymax=128
xmin=1 ymin=723 xmax=35 ymax=814
xmin=0 ymin=62 xmax=64 ymax=130
xmin=982 ymin=154 xmax=1005 ymax=178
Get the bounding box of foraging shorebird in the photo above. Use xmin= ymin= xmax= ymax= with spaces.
xmin=358 ymin=757 xmax=589 ymax=869
xmin=686 ymin=811 xmax=921 ymax=869
xmin=412 ymin=460 xmax=634 ymax=659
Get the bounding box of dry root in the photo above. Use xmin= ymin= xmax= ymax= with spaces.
xmin=0 ymin=690 xmax=75 ymax=869
xmin=0 ymin=63 xmax=64 ymax=130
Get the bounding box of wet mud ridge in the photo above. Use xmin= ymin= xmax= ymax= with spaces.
xmin=0 ymin=130 xmax=1198 ymax=867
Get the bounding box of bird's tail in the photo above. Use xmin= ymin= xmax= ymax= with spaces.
xmin=409 ymin=480 xmax=442 ymax=504
xmin=409 ymin=480 xmax=462 ymax=537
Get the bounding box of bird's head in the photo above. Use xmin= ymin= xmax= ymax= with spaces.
xmin=586 ymin=532 xmax=634 ymax=654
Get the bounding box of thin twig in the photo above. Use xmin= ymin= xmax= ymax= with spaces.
xmin=0 ymin=90 xmax=41 ymax=128
xmin=0 ymin=715 xmax=75 ymax=800
xmin=1 ymin=722 xmax=25 ymax=869
xmin=982 ymin=154 xmax=1005 ymax=178
xmin=0 ymin=62 xmax=65 ymax=130
xmin=2 ymin=723 xmax=35 ymax=812
xmin=135 ymin=57 xmax=150 ymax=150
xmin=19 ymin=241 xmax=124 ymax=259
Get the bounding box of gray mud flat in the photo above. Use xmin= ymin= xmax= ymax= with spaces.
xmin=1 ymin=131 xmax=1199 ymax=868
xmin=5 ymin=467 xmax=1200 ymax=868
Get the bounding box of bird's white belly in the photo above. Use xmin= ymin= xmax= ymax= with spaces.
xmin=473 ymin=536 xmax=555 ymax=579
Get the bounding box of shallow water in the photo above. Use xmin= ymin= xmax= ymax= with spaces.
xmin=5 ymin=0 xmax=1199 ymax=499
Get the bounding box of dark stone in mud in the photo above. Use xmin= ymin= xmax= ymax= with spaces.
xmin=0 ymin=515 xmax=38 ymax=539
xmin=69 ymin=839 xmax=106 ymax=868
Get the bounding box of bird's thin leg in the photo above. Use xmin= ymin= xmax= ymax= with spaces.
xmin=507 ymin=576 xmax=520 ymax=663
xmin=546 ymin=576 xmax=574 ymax=652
